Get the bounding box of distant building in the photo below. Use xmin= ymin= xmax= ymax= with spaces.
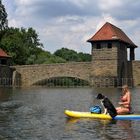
xmin=87 ymin=22 xmax=138 ymax=86
xmin=0 ymin=48 xmax=12 ymax=65
xmin=88 ymin=22 xmax=137 ymax=61
xmin=7 ymin=22 xmax=140 ymax=87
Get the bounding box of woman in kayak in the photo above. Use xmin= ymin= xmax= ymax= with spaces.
xmin=116 ymin=85 xmax=131 ymax=114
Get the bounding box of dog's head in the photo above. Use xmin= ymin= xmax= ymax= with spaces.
xmin=96 ymin=93 xmax=105 ymax=100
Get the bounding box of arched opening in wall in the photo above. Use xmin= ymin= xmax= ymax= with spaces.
xmin=32 ymin=77 xmax=90 ymax=87
xmin=127 ymin=48 xmax=130 ymax=61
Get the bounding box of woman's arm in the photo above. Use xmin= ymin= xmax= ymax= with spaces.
xmin=119 ymin=92 xmax=131 ymax=105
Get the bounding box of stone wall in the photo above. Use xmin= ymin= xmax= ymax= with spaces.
xmin=132 ymin=61 xmax=140 ymax=86
xmin=8 ymin=60 xmax=140 ymax=87
xmin=90 ymin=60 xmax=118 ymax=87
xmin=12 ymin=62 xmax=91 ymax=87
xmin=127 ymin=61 xmax=133 ymax=86
xmin=8 ymin=57 xmax=140 ymax=87
xmin=117 ymin=42 xmax=128 ymax=80
xmin=91 ymin=43 xmax=118 ymax=60
xmin=90 ymin=60 xmax=117 ymax=77
xmin=0 ymin=65 xmax=13 ymax=86
xmin=90 ymin=42 xmax=119 ymax=87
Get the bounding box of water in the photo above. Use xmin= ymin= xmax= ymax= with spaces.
xmin=0 ymin=87 xmax=140 ymax=140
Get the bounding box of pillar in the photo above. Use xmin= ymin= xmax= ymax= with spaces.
xmin=130 ymin=48 xmax=135 ymax=61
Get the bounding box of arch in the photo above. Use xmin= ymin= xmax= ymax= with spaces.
xmin=12 ymin=62 xmax=91 ymax=87
xmin=32 ymin=76 xmax=90 ymax=87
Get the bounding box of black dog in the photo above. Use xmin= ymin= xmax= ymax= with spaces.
xmin=96 ymin=93 xmax=117 ymax=118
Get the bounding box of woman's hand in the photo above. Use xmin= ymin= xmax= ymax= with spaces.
xmin=118 ymin=102 xmax=123 ymax=105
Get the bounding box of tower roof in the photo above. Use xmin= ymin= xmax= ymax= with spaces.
xmin=87 ymin=22 xmax=137 ymax=48
xmin=0 ymin=48 xmax=11 ymax=57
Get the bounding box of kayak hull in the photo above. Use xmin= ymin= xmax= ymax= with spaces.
xmin=64 ymin=110 xmax=140 ymax=120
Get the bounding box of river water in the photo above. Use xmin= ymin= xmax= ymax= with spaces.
xmin=0 ymin=87 xmax=140 ymax=140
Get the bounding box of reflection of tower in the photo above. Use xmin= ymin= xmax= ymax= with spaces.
xmin=87 ymin=22 xmax=137 ymax=87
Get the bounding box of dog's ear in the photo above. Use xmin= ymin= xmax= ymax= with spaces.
xmin=96 ymin=93 xmax=104 ymax=99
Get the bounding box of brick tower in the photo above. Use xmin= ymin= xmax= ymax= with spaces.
xmin=0 ymin=48 xmax=11 ymax=65
xmin=87 ymin=22 xmax=137 ymax=87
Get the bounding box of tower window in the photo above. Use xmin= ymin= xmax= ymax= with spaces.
xmin=0 ymin=59 xmax=7 ymax=65
xmin=96 ymin=43 xmax=101 ymax=49
xmin=108 ymin=43 xmax=112 ymax=48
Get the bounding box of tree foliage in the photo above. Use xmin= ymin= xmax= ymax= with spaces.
xmin=54 ymin=48 xmax=78 ymax=61
xmin=0 ymin=0 xmax=8 ymax=31
xmin=0 ymin=1 xmax=91 ymax=65
xmin=0 ymin=27 xmax=66 ymax=65
xmin=54 ymin=48 xmax=91 ymax=62
xmin=1 ymin=27 xmax=91 ymax=65
xmin=0 ymin=27 xmax=43 ymax=64
xmin=33 ymin=50 xmax=66 ymax=64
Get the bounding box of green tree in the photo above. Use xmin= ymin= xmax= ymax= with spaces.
xmin=54 ymin=48 xmax=91 ymax=62
xmin=33 ymin=50 xmax=66 ymax=64
xmin=0 ymin=0 xmax=8 ymax=42
xmin=0 ymin=27 xmax=43 ymax=65
xmin=78 ymin=52 xmax=91 ymax=61
xmin=54 ymin=48 xmax=78 ymax=61
xmin=0 ymin=0 xmax=8 ymax=31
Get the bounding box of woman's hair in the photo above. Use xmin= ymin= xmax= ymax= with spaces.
xmin=122 ymin=85 xmax=128 ymax=90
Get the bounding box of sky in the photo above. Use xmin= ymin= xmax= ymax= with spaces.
xmin=2 ymin=0 xmax=140 ymax=59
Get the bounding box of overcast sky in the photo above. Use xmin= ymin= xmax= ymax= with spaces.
xmin=2 ymin=0 xmax=140 ymax=59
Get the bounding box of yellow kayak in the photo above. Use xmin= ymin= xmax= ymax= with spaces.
xmin=65 ymin=110 xmax=112 ymax=120
xmin=64 ymin=110 xmax=140 ymax=120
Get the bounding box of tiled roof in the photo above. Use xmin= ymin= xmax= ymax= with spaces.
xmin=0 ymin=48 xmax=11 ymax=57
xmin=87 ymin=22 xmax=137 ymax=47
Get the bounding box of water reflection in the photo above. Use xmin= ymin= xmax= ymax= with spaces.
xmin=0 ymin=88 xmax=12 ymax=101
xmin=65 ymin=117 xmax=79 ymax=124
xmin=65 ymin=117 xmax=135 ymax=140
xmin=0 ymin=87 xmax=139 ymax=140
xmin=98 ymin=120 xmax=135 ymax=140
xmin=116 ymin=120 xmax=135 ymax=140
